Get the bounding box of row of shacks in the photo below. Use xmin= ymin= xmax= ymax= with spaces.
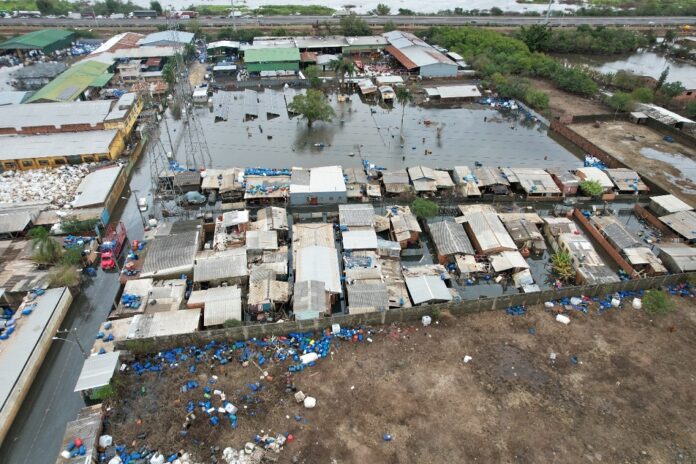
xmin=95 ymin=194 xmax=696 ymax=345
xmin=161 ymin=163 xmax=652 ymax=210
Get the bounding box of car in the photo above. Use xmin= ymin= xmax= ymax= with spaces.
xmin=100 ymin=250 xmax=116 ymax=270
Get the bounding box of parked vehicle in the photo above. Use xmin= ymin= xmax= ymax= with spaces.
xmin=99 ymin=222 xmax=126 ymax=270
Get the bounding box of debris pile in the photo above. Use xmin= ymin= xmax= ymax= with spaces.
xmin=0 ymin=164 xmax=97 ymax=206
xmin=120 ymin=294 xmax=142 ymax=309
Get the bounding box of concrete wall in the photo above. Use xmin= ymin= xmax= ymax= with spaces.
xmin=0 ymin=123 xmax=106 ymax=136
xmin=116 ymin=272 xmax=695 ymax=354
xmin=290 ymin=191 xmax=348 ymax=206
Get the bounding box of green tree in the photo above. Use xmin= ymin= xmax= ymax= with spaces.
xmin=656 ymin=66 xmax=670 ymax=89
xmin=28 ymin=227 xmax=61 ymax=265
xmin=149 ymin=0 xmax=163 ymax=15
xmin=271 ymin=27 xmax=289 ymax=36
xmin=660 ymin=81 xmax=686 ymax=99
xmin=304 ymin=65 xmax=322 ymax=88
xmin=48 ymin=265 xmax=80 ymax=288
xmin=340 ymin=13 xmax=371 ymax=36
xmin=60 ymin=247 xmax=84 ymax=266
xmin=36 ymin=0 xmax=56 ymax=15
xmin=411 ymin=198 xmax=438 ymax=219
xmin=664 ymin=29 xmax=677 ymax=43
xmin=631 ymin=87 xmax=654 ymax=103
xmin=524 ymin=89 xmax=549 ymax=110
xmin=516 ymin=24 xmax=551 ymax=52
xmin=288 ymin=90 xmax=335 ymax=128
xmin=186 ymin=19 xmax=202 ymax=38
xmin=104 ymin=0 xmax=120 ymax=14
xmin=579 ymin=179 xmax=605 ymax=197
xmin=398 ymin=8 xmax=415 ymax=15
xmin=607 ymin=92 xmax=635 ymax=112
xmin=551 ymin=251 xmax=574 ymax=282
xmin=330 ymin=59 xmax=355 ymax=84
xmin=686 ymin=101 xmax=696 ymax=118
xmin=643 ymin=290 xmax=675 ymax=315
xmin=490 ymin=6 xmax=503 ymax=16
xmin=396 ymin=87 xmax=413 ymax=143
xmin=183 ymin=43 xmax=197 ymax=60
xmin=374 ymin=3 xmax=390 ymax=15
xmin=162 ymin=61 xmax=176 ymax=88
xmin=383 ymin=20 xmax=397 ymax=33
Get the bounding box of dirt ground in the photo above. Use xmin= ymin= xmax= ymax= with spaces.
xmin=189 ymin=62 xmax=207 ymax=88
xmin=529 ymin=78 xmax=609 ymax=118
xmin=571 ymin=120 xmax=696 ymax=206
xmin=107 ymin=296 xmax=696 ymax=463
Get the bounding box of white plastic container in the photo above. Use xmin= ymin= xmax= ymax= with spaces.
xmin=611 ymin=298 xmax=621 ymax=308
xmin=544 ymin=301 xmax=555 ymax=308
xmin=632 ymin=298 xmax=642 ymax=309
xmin=300 ymin=352 xmax=319 ymax=364
xmin=556 ymin=314 xmax=571 ymax=325
xmin=304 ymin=396 xmax=317 ymax=409
xmin=421 ymin=315 xmax=432 ymax=326
xmin=98 ymin=434 xmax=113 ymax=448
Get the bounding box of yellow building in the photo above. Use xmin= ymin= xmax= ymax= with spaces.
xmin=103 ymin=92 xmax=143 ymax=138
xmin=0 ymin=129 xmax=124 ymax=171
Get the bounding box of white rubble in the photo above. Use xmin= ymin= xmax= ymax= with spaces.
xmin=0 ymin=163 xmax=98 ymax=206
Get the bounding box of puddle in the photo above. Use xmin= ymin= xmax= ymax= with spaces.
xmin=639 ymin=147 xmax=696 ymax=178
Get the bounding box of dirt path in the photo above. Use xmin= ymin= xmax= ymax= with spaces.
xmin=107 ymin=295 xmax=696 ymax=463
xmin=530 ymin=78 xmax=609 ymax=119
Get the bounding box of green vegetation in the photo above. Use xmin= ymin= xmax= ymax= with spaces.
xmin=340 ymin=13 xmax=371 ymax=36
xmin=421 ymin=27 xmax=598 ymax=99
xmin=551 ymin=251 xmax=575 ymax=282
xmin=517 ymin=25 xmax=647 ymax=55
xmin=304 ymin=65 xmax=321 ymax=88
xmin=643 ymin=290 xmax=675 ymax=316
xmin=330 ymin=59 xmax=355 ymax=83
xmin=28 ymin=227 xmax=61 ymax=265
xmin=687 ymin=102 xmax=696 ymax=118
xmin=288 ymin=90 xmax=335 ymax=128
xmin=579 ymin=0 xmax=696 ymax=17
xmin=579 ymin=179 xmax=605 ymax=197
xmin=48 ymin=264 xmax=80 ymax=287
xmin=60 ymin=217 xmax=99 ymax=235
xmin=660 ymin=81 xmax=686 ymax=99
xmin=490 ymin=73 xmax=548 ymax=110
xmin=372 ymin=3 xmax=390 ymax=15
xmin=217 ymin=27 xmax=264 ymax=43
xmin=60 ymin=247 xmax=84 ymax=267
xmin=396 ymin=87 xmax=414 ymax=142
xmin=186 ymin=4 xmax=232 ymax=16
xmin=90 ymin=383 xmax=117 ymax=400
xmin=631 ymin=86 xmax=654 ymax=103
xmin=149 ymin=0 xmax=162 ymax=15
xmin=383 ymin=20 xmax=397 ymax=33
xmin=31 ymin=0 xmax=142 ymax=16
xmin=607 ymin=91 xmax=636 ymax=112
xmin=411 ymin=198 xmax=438 ymax=219
xmin=170 ymin=100 xmax=182 ymax=120
xmin=397 ymin=8 xmax=416 ymax=15
xmin=162 ymin=61 xmax=176 ymax=88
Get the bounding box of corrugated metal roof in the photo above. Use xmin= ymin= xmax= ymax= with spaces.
xmin=0 ymin=91 xmax=30 ymax=106
xmin=296 ymin=245 xmax=341 ymax=294
xmin=347 ymin=283 xmax=389 ymax=314
xmin=623 ymin=247 xmax=667 ymax=272
xmin=193 ymin=248 xmax=248 ymax=282
xmin=0 ymin=209 xmax=38 ymax=234
xmin=26 ymin=60 xmax=112 ymax=103
xmin=72 ymin=165 xmax=122 ymax=209
xmin=508 ymin=168 xmax=561 ymax=195
xmin=245 ymin=47 xmax=300 ymax=63
xmin=605 ymin=168 xmax=648 ymax=192
xmin=138 ymin=30 xmax=194 ymax=46
xmin=502 ymin=218 xmax=543 ymax=243
xmin=658 ymin=244 xmax=696 ymax=272
xmin=249 ymin=277 xmax=290 ymax=306
xmin=142 ymin=230 xmax=199 ymax=277
xmin=342 ymin=229 xmax=378 ymax=250
xmin=460 ymin=211 xmax=517 ymax=254
xmin=576 ymin=167 xmax=614 ymax=189
xmin=429 ymin=220 xmax=474 ymax=256
xmin=74 ymin=351 xmax=121 ymax=392
xmin=0 ymin=29 xmax=73 ymax=50
xmin=0 ymin=100 xmax=112 ymax=130
xmin=293 ymin=280 xmax=328 ymax=320
xmin=490 ymin=251 xmax=530 ymax=272
xmin=382 ymin=31 xmax=456 ymax=68
xmin=660 ymin=210 xmax=696 ymax=240
xmin=339 ymin=204 xmax=375 ymax=227
xmin=255 ymin=206 xmax=288 ymax=231
xmin=1 ymin=129 xmax=119 ymax=161
xmin=650 ymin=194 xmax=693 ymax=214
xmin=474 ymin=167 xmax=509 ymax=187
xmin=292 ymin=223 xmax=335 ymax=253
xmin=435 ymin=85 xmax=482 ymax=99
xmin=290 ymin=165 xmax=346 ymax=194
xmin=246 ymin=230 xmax=278 ymax=251
xmin=405 ymin=275 xmax=452 ymax=305
xmin=222 ymin=210 xmax=249 ymax=227
xmin=591 ymin=215 xmax=641 ymax=250
xmin=204 ymin=286 xmax=242 ymax=326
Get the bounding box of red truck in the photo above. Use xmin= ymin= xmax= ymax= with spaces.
xmin=99 ymin=222 xmax=127 ymax=271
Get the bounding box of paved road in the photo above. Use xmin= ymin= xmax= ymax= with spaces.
xmin=1 ymin=15 xmax=695 ymax=28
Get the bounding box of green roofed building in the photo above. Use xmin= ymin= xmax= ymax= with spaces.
xmin=0 ymin=29 xmax=74 ymax=56
xmin=26 ymin=60 xmax=113 ymax=103
xmin=244 ymin=47 xmax=300 ymax=73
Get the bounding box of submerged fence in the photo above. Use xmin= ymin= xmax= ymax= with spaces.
xmin=117 ymin=272 xmax=694 ymax=354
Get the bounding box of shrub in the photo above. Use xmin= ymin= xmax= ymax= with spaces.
xmin=551 ymin=251 xmax=575 ymax=282
xmin=411 ymin=198 xmax=438 ymax=219
xmin=643 ymin=290 xmax=675 ymax=316
xmin=579 ymin=179 xmax=604 ymax=197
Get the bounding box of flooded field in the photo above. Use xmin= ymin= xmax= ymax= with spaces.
xmin=189 ymin=89 xmax=584 ymax=171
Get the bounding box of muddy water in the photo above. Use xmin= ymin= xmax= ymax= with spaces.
xmin=560 ymin=51 xmax=696 ymax=88
xmin=196 ymin=90 xmax=583 ymax=171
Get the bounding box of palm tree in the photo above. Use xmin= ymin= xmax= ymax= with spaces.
xmin=329 ymin=59 xmax=356 ymax=85
xmin=28 ymin=227 xmax=61 ymax=265
xmin=396 ymin=87 xmax=414 ymax=143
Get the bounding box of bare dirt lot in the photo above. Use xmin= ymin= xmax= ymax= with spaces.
xmin=570 ymin=120 xmax=696 ymax=206
xmin=529 ymin=78 xmax=609 ymax=118
xmin=107 ymin=295 xmax=696 ymax=463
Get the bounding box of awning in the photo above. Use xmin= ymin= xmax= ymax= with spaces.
xmin=74 ymin=351 xmax=121 ymax=392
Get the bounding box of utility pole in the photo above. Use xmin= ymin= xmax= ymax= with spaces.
xmin=53 ymin=328 xmax=88 ymax=359
xmin=545 ymin=0 xmax=553 ymax=24
xmin=231 ymin=0 xmax=237 ymax=31
xmin=131 ymin=188 xmax=147 ymax=229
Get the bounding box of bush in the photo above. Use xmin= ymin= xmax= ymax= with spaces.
xmin=223 ymin=319 xmax=243 ymax=328
xmin=48 ymin=265 xmax=80 ymax=288
xmin=643 ymin=290 xmax=675 ymax=316
xmin=579 ymin=179 xmax=605 ymax=197
xmin=631 ymin=87 xmax=654 ymax=103
xmin=551 ymin=251 xmax=574 ymax=282
xmin=687 ymin=101 xmax=696 ymax=118
xmin=411 ymin=198 xmax=438 ymax=219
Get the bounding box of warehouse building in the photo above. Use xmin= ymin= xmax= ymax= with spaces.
xmin=290 ymin=166 xmax=346 ymax=205
xmin=0 ymin=100 xmax=113 ymax=135
xmin=0 ymin=29 xmax=74 ymax=57
xmin=11 ymin=62 xmax=67 ymax=90
xmin=26 ymin=60 xmax=114 ymax=103
xmin=137 ymin=31 xmax=194 ymax=47
xmin=244 ymin=47 xmax=300 ymax=73
xmin=382 ymin=30 xmax=457 ymax=78
xmin=71 ymin=165 xmax=127 ymax=225
xmin=0 ymin=129 xmax=124 ymax=171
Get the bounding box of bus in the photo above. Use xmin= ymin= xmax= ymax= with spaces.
xmin=14 ymin=11 xmax=42 ymax=18
xmin=129 ymin=10 xmax=158 ymax=19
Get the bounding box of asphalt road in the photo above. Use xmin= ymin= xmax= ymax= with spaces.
xmin=1 ymin=15 xmax=695 ymax=28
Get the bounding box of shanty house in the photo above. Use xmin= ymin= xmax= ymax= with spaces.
xmin=657 ymin=243 xmax=696 ymax=273
xmin=556 ymin=233 xmax=620 ymax=285
xmin=381 ymin=169 xmax=411 ymax=195
xmin=244 ymin=47 xmax=300 ymax=73
xmin=293 ymin=280 xmax=329 ymax=321
xmin=295 ymin=245 xmax=341 ymax=297
xmin=649 ymin=194 xmax=693 ymax=217
xmin=576 ymin=167 xmax=614 ymax=193
xmin=501 ymin=218 xmax=546 ymax=255
xmin=193 ymin=248 xmax=248 ymax=287
xmin=347 ymin=283 xmax=389 ymax=314
xmin=387 ymin=205 xmax=421 ymax=248
xmin=605 ymin=168 xmax=648 ymax=194
xmin=290 ymin=166 xmax=347 ymax=205
xmin=382 ymin=31 xmax=457 ymax=78
xmin=502 ymin=168 xmax=561 ymax=197
xmin=659 ymin=210 xmax=696 ymax=243
xmin=452 ymin=166 xmax=481 ymax=197
xmin=405 ymin=275 xmax=453 ymax=305
xmin=474 ymin=167 xmax=510 ymax=195
xmin=339 ymin=204 xmax=375 ymax=228
xmin=0 ymin=29 xmax=74 ymax=57
xmin=547 ymin=168 xmax=580 ymax=196
xmin=428 ymin=220 xmax=475 ymax=265
xmin=458 ymin=206 xmax=517 ymax=255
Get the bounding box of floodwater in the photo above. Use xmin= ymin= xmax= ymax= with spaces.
xmin=639 ymin=147 xmax=696 ymax=194
xmin=137 ymin=0 xmax=573 ymax=15
xmin=193 ymin=89 xmax=583 ymax=171
xmin=560 ymin=51 xmax=696 ymax=88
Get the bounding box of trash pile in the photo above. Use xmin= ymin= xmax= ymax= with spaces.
xmin=69 ymin=41 xmax=100 ymax=56
xmin=120 ymin=294 xmax=142 ymax=309
xmin=0 ymin=288 xmax=44 ymax=342
xmin=63 ymin=235 xmax=94 ymax=249
xmin=0 ymin=164 xmax=96 ymax=206
xmin=60 ymin=437 xmax=87 ymax=459
xmin=584 ymin=155 xmax=608 ymax=170
xmin=244 ymin=168 xmax=291 ymax=177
